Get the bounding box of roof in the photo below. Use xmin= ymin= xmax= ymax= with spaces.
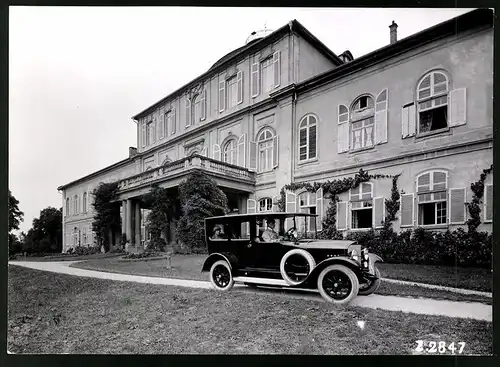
xmin=206 ymin=212 xmax=319 ymax=221
xmin=132 ymin=19 xmax=344 ymax=120
xmin=57 ymin=157 xmax=132 ymax=191
xmin=295 ymin=8 xmax=493 ymax=94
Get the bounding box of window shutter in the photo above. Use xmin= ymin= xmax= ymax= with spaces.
xmin=218 ymin=80 xmax=226 ymax=112
xmin=185 ymin=98 xmax=191 ymax=127
xmin=338 ymin=105 xmax=349 ymax=153
xmin=484 ymin=184 xmax=493 ymax=222
xmin=152 ymin=116 xmax=157 ymax=143
xmin=212 ymin=144 xmax=221 ymax=161
xmin=400 ymin=193 xmax=415 ymax=227
xmin=201 ymin=146 xmax=207 ymax=157
xmin=251 ymin=62 xmax=260 ymax=98
xmin=159 ymin=109 xmax=165 ymax=139
xmin=237 ymin=71 xmax=243 ymax=104
xmin=141 ymin=122 xmax=146 ymax=147
xmin=237 ymin=134 xmax=246 ymax=167
xmin=272 ymin=195 xmax=279 ymax=212
xmin=201 ymin=89 xmax=206 ymax=121
xmin=401 ymin=103 xmax=416 ymax=138
xmin=449 ymin=88 xmax=466 ymax=127
xmin=273 ymin=51 xmax=281 ymax=88
xmin=272 ymin=135 xmax=279 ymax=168
xmin=373 ymin=197 xmax=385 ymax=228
xmin=449 ymin=188 xmax=466 ymax=224
xmin=247 ymin=199 xmax=256 ymax=214
xmin=375 ymin=89 xmax=388 ymax=144
xmin=316 ymin=188 xmax=324 ymax=232
xmin=336 ymin=202 xmax=348 ymax=230
xmin=249 ymin=140 xmax=257 ymax=171
xmin=285 ymin=192 xmax=297 ymax=230
xmin=171 ymin=107 xmax=176 ymax=134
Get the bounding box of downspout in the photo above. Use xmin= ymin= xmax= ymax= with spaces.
xmin=289 ymin=20 xmax=296 ymax=185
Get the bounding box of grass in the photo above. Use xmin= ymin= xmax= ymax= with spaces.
xmin=377 ymin=263 xmax=492 ymax=292
xmin=8 ymin=265 xmax=492 ymax=355
xmin=71 ymin=254 xmax=492 ymax=304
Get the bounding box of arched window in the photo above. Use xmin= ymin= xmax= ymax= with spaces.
xmin=257 ymin=128 xmax=274 ymax=172
xmin=350 ymin=95 xmax=374 ymax=150
xmin=298 ymin=115 xmax=317 ymax=162
xmin=66 ymin=198 xmax=70 ymax=216
xmin=83 ymin=192 xmax=87 ymax=213
xmin=349 ymin=182 xmax=373 ymax=229
xmin=258 ymin=197 xmax=273 ymax=212
xmin=417 ymin=71 xmax=449 ymax=134
xmin=223 ymin=139 xmax=237 ymax=165
xmin=416 ymin=170 xmax=448 ymax=225
xmin=74 ymin=195 xmax=79 ymax=215
xmin=192 ymin=94 xmax=202 ymax=124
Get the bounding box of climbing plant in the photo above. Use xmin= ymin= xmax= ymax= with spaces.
xmin=466 ymin=164 xmax=493 ymax=233
xmin=91 ymin=181 xmax=121 ymax=252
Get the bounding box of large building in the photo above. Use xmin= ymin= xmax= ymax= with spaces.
xmin=58 ymin=9 xmax=493 ymax=253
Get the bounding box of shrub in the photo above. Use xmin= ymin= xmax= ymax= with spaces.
xmin=176 ymin=171 xmax=228 ymax=254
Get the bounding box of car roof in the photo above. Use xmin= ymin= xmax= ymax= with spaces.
xmin=206 ymin=212 xmax=318 ymax=221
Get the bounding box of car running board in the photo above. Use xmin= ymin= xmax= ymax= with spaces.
xmin=233 ymin=276 xmax=290 ymax=287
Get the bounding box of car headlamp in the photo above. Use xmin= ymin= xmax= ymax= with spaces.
xmin=351 ymin=249 xmax=359 ymax=262
xmin=363 ymin=249 xmax=369 ymax=260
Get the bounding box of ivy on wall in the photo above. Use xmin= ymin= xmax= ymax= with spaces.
xmin=276 ymin=169 xmax=400 ymax=238
xmin=466 ymin=164 xmax=493 ymax=233
xmin=91 ymin=181 xmax=121 ymax=251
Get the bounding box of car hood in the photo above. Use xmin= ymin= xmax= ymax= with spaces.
xmin=292 ymin=240 xmax=356 ymax=250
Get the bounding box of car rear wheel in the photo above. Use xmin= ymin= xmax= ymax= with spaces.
xmin=358 ymin=267 xmax=381 ymax=296
xmin=209 ymin=260 xmax=234 ymax=291
xmin=317 ymin=265 xmax=359 ymax=305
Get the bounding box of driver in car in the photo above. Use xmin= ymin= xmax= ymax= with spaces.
xmin=262 ymin=218 xmax=279 ymax=242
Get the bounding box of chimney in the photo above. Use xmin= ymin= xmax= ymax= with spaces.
xmin=389 ymin=20 xmax=398 ymax=44
xmin=129 ymin=147 xmax=137 ymax=158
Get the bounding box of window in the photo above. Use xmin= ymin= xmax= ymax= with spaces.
xmin=350 ymin=95 xmax=375 ymax=150
xmin=73 ymin=227 xmax=79 ymax=246
xmin=146 ymin=120 xmax=154 ymax=145
xmin=66 ymin=198 xmax=70 ymax=216
xmin=484 ymin=184 xmax=493 ymax=222
xmin=298 ymin=192 xmax=316 ymax=233
xmin=416 ymin=170 xmax=448 ymax=226
xmin=159 ymin=107 xmax=165 ymax=139
xmin=298 ymin=115 xmax=317 ymax=162
xmin=223 ymin=139 xmax=237 ymax=165
xmin=261 ymin=58 xmax=274 ymax=94
xmin=350 ymin=183 xmax=373 ymax=229
xmin=258 ymin=198 xmax=273 ymax=212
xmin=257 ymin=128 xmax=274 ymax=172
xmin=74 ymin=195 xmax=79 ymax=215
xmin=83 ymin=192 xmax=87 ymax=213
xmin=82 ymin=227 xmax=87 ymax=245
xmin=227 ymin=76 xmax=239 ymax=109
xmin=417 ymin=71 xmax=449 ymax=134
xmin=192 ymin=95 xmax=201 ymax=124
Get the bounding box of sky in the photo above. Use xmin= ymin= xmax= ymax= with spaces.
xmin=9 ymin=6 xmax=473 ymax=234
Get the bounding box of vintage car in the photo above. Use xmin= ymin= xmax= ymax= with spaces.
xmin=201 ymin=212 xmax=383 ymax=305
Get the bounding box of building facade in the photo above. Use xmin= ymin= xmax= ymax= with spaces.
xmin=58 ymin=9 xmax=493 ymax=253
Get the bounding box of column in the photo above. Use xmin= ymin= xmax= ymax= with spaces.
xmin=135 ymin=201 xmax=141 ymax=248
xmin=126 ymin=199 xmax=133 ymax=244
xmin=121 ymin=200 xmax=127 ymax=237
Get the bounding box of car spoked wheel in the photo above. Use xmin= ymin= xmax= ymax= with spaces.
xmin=317 ymin=265 xmax=359 ymax=305
xmin=358 ymin=267 xmax=381 ymax=296
xmin=280 ymin=249 xmax=316 ymax=286
xmin=209 ymin=260 xmax=234 ymax=292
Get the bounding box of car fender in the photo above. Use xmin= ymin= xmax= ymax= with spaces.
xmin=299 ymin=257 xmax=364 ymax=287
xmin=202 ymin=252 xmax=239 ymax=273
xmin=368 ymin=253 xmax=383 ymax=264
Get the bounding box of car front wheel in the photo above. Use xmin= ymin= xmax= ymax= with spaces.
xmin=209 ymin=260 xmax=234 ymax=292
xmin=358 ymin=267 xmax=381 ymax=296
xmin=317 ymin=264 xmax=359 ymax=305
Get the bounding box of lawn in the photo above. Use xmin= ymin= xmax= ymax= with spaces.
xmin=8 ymin=265 xmax=492 ymax=355
xmin=71 ymin=254 xmax=492 ymax=304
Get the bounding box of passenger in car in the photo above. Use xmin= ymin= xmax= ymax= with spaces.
xmin=262 ymin=218 xmax=279 ymax=242
xmin=211 ymin=225 xmax=224 ymax=239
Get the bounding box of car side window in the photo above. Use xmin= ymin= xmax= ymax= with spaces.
xmin=210 ymin=224 xmax=228 ymax=240
xmin=230 ymin=221 xmax=250 ymax=240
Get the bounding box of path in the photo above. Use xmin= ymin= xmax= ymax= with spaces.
xmin=9 ymin=260 xmax=492 ymax=322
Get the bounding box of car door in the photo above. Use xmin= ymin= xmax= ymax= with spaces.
xmin=230 ymin=218 xmax=258 ymax=269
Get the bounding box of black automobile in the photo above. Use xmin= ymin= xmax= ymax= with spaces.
xmin=201 ymin=212 xmax=383 ymax=305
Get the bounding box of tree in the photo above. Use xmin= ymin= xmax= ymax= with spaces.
xmin=92 ymin=182 xmax=121 ymax=252
xmin=22 ymin=207 xmax=62 ymax=253
xmin=142 ymin=185 xmax=175 ymax=252
xmin=176 ymin=171 xmax=228 ymax=253
xmin=8 ymin=190 xmax=24 ymax=232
